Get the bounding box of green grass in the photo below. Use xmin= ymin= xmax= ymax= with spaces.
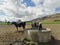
xmin=0 ymin=21 xmax=60 ymax=25
xmin=0 ymin=22 xmax=31 ymax=25
xmin=0 ymin=22 xmax=8 ymax=25
xmin=26 ymin=22 xmax=32 ymax=24
xmin=26 ymin=21 xmax=60 ymax=24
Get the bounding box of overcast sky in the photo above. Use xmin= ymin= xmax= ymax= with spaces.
xmin=0 ymin=0 xmax=60 ymax=22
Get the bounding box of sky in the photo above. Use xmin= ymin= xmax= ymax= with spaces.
xmin=0 ymin=0 xmax=60 ymax=22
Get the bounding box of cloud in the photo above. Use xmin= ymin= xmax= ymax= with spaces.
xmin=43 ymin=0 xmax=60 ymax=14
xmin=0 ymin=0 xmax=27 ymax=21
xmin=0 ymin=0 xmax=60 ymax=22
xmin=18 ymin=0 xmax=60 ymax=21
xmin=32 ymin=0 xmax=44 ymax=5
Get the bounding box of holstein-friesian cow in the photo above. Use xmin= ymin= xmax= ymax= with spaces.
xmin=11 ymin=21 xmax=26 ymax=31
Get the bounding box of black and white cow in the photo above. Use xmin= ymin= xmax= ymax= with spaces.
xmin=11 ymin=20 xmax=26 ymax=31
xmin=31 ymin=22 xmax=42 ymax=30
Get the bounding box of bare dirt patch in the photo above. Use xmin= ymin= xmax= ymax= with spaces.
xmin=0 ymin=24 xmax=60 ymax=45
xmin=43 ymin=24 xmax=60 ymax=45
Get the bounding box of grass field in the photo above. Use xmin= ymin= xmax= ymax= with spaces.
xmin=26 ymin=21 xmax=60 ymax=24
xmin=0 ymin=24 xmax=60 ymax=45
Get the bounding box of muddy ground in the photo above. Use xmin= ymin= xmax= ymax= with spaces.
xmin=0 ymin=24 xmax=60 ymax=45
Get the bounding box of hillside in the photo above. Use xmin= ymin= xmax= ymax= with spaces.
xmin=31 ymin=13 xmax=60 ymax=23
xmin=42 ymin=13 xmax=60 ymax=22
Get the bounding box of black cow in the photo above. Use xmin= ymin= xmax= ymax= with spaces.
xmin=11 ymin=22 xmax=26 ymax=31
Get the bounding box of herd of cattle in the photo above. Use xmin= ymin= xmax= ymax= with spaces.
xmin=7 ymin=20 xmax=42 ymax=31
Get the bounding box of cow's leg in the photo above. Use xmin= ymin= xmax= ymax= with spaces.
xmin=17 ymin=27 xmax=18 ymax=31
xmin=16 ymin=26 xmax=18 ymax=31
xmin=23 ymin=26 xmax=25 ymax=29
xmin=22 ymin=25 xmax=25 ymax=29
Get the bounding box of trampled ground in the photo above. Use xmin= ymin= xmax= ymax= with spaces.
xmin=0 ymin=24 xmax=60 ymax=45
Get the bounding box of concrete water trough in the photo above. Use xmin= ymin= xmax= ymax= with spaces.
xmin=24 ymin=28 xmax=51 ymax=42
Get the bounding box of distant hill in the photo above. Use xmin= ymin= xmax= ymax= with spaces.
xmin=31 ymin=13 xmax=60 ymax=22
xmin=48 ymin=13 xmax=60 ymax=18
xmin=42 ymin=13 xmax=60 ymax=22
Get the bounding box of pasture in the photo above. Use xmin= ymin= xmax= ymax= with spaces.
xmin=0 ymin=23 xmax=60 ymax=45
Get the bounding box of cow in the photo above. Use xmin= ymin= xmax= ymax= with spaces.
xmin=31 ymin=22 xmax=39 ymax=28
xmin=31 ymin=22 xmax=42 ymax=30
xmin=11 ymin=21 xmax=26 ymax=31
